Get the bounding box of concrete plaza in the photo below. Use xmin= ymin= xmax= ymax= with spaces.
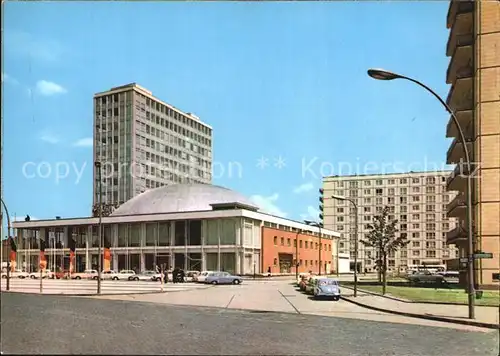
xmin=92 ymin=279 xmax=494 ymax=332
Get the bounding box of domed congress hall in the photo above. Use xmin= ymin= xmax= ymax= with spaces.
xmin=11 ymin=184 xmax=340 ymax=275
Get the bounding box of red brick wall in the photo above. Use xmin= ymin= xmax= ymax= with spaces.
xmin=261 ymin=227 xmax=333 ymax=274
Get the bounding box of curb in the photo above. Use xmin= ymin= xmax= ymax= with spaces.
xmin=340 ymin=284 xmax=500 ymax=308
xmin=340 ymin=296 xmax=500 ymax=330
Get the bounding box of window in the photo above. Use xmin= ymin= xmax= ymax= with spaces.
xmin=364 ymin=207 xmax=371 ymax=213
xmin=426 ymin=223 xmax=436 ymax=230
xmin=376 ymin=179 xmax=383 ymax=185
xmin=412 ymin=205 xmax=420 ymax=211
xmin=400 ymin=214 xmax=407 ymax=221
xmin=305 ymin=241 xmax=309 ymax=248
xmin=364 ymin=215 xmax=371 ymax=221
xmin=280 ymin=237 xmax=284 ymax=245
xmin=400 ymin=206 xmax=407 ymax=213
xmin=412 ymin=196 xmax=420 ymax=202
xmin=364 ymin=180 xmax=371 ymax=186
xmin=337 ymin=208 xmax=344 ymax=213
xmin=287 ymin=238 xmax=291 ymax=246
xmin=412 ymin=178 xmax=419 ymax=184
xmin=426 ymin=187 xmax=435 ymax=193
xmin=364 ymin=197 xmax=371 ymax=203
xmin=412 ymin=187 xmax=420 ymax=193
xmin=412 ymin=214 xmax=420 ymax=220
xmin=299 ymin=240 xmax=303 ymax=248
xmin=337 ymin=181 xmax=344 ymax=188
xmin=376 ymin=188 xmax=383 ymax=195
xmin=412 ymin=232 xmax=420 ymax=238
xmin=364 ymin=189 xmax=371 ymax=194
xmin=388 ymin=179 xmax=395 ymax=184
xmin=400 ymin=197 xmax=407 ymax=204
xmin=426 ymin=232 xmax=436 ymax=239
xmin=426 ymin=241 xmax=436 ymax=248
xmin=400 ymin=188 xmax=407 ymax=194
xmin=400 ymin=224 xmax=407 ymax=231
xmin=337 ymin=216 xmax=344 ymax=222
xmin=400 ymin=178 xmax=407 ymax=184
xmin=427 ymin=196 xmax=436 ymax=203
xmin=412 ymin=250 xmax=420 ymax=256
xmin=426 ymin=177 xmax=436 ymax=184
xmin=426 ymin=205 xmax=435 ymax=212
xmin=349 ymin=181 xmax=358 ymax=188
xmin=376 ymin=197 xmax=383 ymax=204
xmin=388 ymin=188 xmax=395 ymax=195
xmin=426 ymin=250 xmax=436 ymax=258
xmin=293 ymin=239 xmax=297 ymax=247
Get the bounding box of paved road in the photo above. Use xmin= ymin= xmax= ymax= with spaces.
xmin=95 ymin=280 xmax=495 ymax=331
xmin=1 ymin=293 xmax=498 ymax=355
xmin=0 ymin=278 xmax=208 ymax=294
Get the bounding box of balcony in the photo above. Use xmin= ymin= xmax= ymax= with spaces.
xmin=446 ymin=137 xmax=473 ymax=165
xmin=446 ymin=66 xmax=473 ymax=114
xmin=446 ymin=225 xmax=468 ymax=245
xmin=447 ymin=193 xmax=466 ymax=218
xmin=446 ymin=163 xmax=468 ymax=192
xmin=446 ymin=1 xmax=474 ymax=55
xmin=446 ymin=109 xmax=473 ymax=138
xmin=446 ymin=34 xmax=473 ymax=84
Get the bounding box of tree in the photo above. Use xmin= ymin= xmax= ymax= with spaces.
xmin=92 ymin=202 xmax=120 ymax=217
xmin=361 ymin=206 xmax=408 ymax=295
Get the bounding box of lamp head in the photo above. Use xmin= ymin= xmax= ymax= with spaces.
xmin=367 ymin=68 xmax=402 ymax=81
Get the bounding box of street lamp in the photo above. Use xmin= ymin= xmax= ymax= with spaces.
xmin=367 ymin=68 xmax=475 ymax=319
xmin=332 ymin=194 xmax=359 ymax=297
xmin=295 ymin=229 xmax=302 ymax=281
xmin=304 ymin=220 xmax=322 ymax=276
xmin=94 ymin=161 xmax=103 ymax=294
xmin=1 ymin=198 xmax=12 ymax=291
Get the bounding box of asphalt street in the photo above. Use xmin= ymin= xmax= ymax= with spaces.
xmin=1 ymin=293 xmax=498 ymax=355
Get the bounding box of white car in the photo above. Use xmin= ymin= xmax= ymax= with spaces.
xmin=29 ymin=270 xmax=55 ymax=279
xmin=71 ymin=269 xmax=99 ymax=280
xmin=102 ymin=270 xmax=120 ymax=280
xmin=116 ymin=270 xmax=136 ymax=280
xmin=1 ymin=270 xmax=29 ymax=279
xmin=193 ymin=271 xmax=214 ymax=283
xmin=128 ymin=270 xmax=163 ymax=281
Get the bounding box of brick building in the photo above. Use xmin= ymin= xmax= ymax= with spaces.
xmin=445 ymin=0 xmax=500 ymax=287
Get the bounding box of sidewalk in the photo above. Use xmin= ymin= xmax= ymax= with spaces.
xmin=342 ymin=293 xmax=499 ymax=329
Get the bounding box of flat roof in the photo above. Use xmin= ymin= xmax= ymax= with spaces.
xmin=12 ymin=209 xmax=340 ymax=238
xmin=94 ymin=83 xmax=212 ymax=130
xmin=323 ymin=170 xmax=453 ymax=181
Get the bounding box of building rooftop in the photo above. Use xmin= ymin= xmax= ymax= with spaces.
xmin=111 ymin=183 xmax=259 ymax=216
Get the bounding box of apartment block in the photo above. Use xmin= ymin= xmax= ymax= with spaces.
xmin=93 ymin=83 xmax=213 ymax=207
xmin=445 ymin=0 xmax=500 ymax=287
xmin=322 ymin=171 xmax=459 ymax=273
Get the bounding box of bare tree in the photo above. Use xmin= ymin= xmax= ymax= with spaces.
xmin=92 ymin=202 xmax=120 ymax=217
xmin=361 ymin=206 xmax=408 ymax=295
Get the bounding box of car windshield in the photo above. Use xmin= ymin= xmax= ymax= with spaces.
xmin=319 ymin=280 xmax=338 ymax=286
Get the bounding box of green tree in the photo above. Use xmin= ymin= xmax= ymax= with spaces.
xmin=361 ymin=206 xmax=408 ymax=295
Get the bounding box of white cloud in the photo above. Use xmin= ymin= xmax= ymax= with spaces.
xmin=73 ymin=137 xmax=93 ymax=147
xmin=300 ymin=206 xmax=320 ymax=222
xmin=2 ymin=72 xmax=19 ymax=86
xmin=36 ymin=80 xmax=67 ymax=96
xmin=250 ymin=193 xmax=287 ymax=217
xmin=293 ymin=182 xmax=315 ymax=194
xmin=39 ymin=131 xmax=60 ymax=144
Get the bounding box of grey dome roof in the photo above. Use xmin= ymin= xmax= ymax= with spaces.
xmin=111 ymin=183 xmax=259 ymax=216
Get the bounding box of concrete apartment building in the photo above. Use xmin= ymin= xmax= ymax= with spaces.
xmin=93 ymin=83 xmax=213 ymax=207
xmin=445 ymin=0 xmax=499 ymax=286
xmin=322 ymin=171 xmax=459 ymax=273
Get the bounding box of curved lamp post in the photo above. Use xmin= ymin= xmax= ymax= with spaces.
xmin=1 ymin=198 xmax=12 ymax=291
xmin=367 ymin=68 xmax=475 ymax=319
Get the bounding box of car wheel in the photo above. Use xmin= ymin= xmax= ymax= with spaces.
xmin=75 ymin=276 xmax=81 ymax=280
xmin=92 ymin=276 xmax=98 ymax=280
xmin=133 ymin=277 xmax=139 ymax=281
xmin=30 ymin=275 xmax=36 ymax=279
xmin=333 ymin=297 xmax=340 ymax=301
xmin=211 ymin=280 xmax=218 ymax=285
xmin=112 ymin=277 xmax=118 ymax=281
xmin=232 ymin=279 xmax=241 ymax=285
xmin=1 ymin=275 xmax=7 ymax=279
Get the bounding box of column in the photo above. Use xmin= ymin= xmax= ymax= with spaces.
xmin=85 ymin=225 xmax=91 ymax=269
xmin=169 ymin=221 xmax=175 ymax=268
xmin=140 ymin=253 xmax=145 ymax=272
xmin=217 ymin=219 xmax=221 ymax=270
xmin=184 ymin=220 xmax=188 ymax=270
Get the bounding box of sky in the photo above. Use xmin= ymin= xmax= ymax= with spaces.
xmin=2 ymin=1 xmax=454 ymax=226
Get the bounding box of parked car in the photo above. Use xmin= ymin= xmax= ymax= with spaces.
xmin=313 ymin=278 xmax=341 ymax=301
xmin=205 ymin=272 xmax=242 ymax=285
xmin=1 ymin=270 xmax=29 ymax=279
xmin=304 ymin=276 xmax=322 ymax=294
xmin=407 ymin=271 xmax=445 ymax=284
xmin=29 ymin=269 xmax=55 ymax=279
xmin=114 ymin=270 xmax=136 ymax=280
xmin=184 ymin=271 xmax=200 ymax=282
xmin=71 ymin=270 xmax=99 ymax=280
xmin=129 ymin=270 xmax=163 ymax=281
xmin=193 ymin=271 xmax=214 ymax=283
xmin=101 ymin=270 xmax=120 ymax=280
xmin=297 ymin=273 xmax=310 ymax=286
xmin=298 ymin=275 xmax=310 ymax=291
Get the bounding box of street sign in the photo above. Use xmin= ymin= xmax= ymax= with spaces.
xmin=459 ymin=257 xmax=469 ymax=263
xmin=473 ymin=253 xmax=493 ymax=259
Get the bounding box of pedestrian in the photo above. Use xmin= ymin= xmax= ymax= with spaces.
xmin=267 ymin=266 xmax=271 ymax=277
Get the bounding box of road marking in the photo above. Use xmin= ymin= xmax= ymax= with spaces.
xmin=278 ymin=289 xmax=301 ymax=314
xmin=225 ymin=294 xmax=236 ymax=309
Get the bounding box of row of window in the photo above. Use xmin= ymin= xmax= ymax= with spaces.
xmin=272 ymin=236 xmax=332 ymax=251
xmin=336 ymin=176 xmax=446 ymax=188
